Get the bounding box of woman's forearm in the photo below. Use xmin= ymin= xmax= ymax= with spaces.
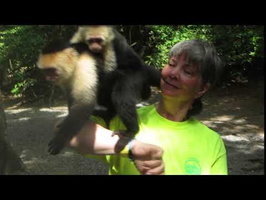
xmin=68 ymin=120 xmax=120 ymax=155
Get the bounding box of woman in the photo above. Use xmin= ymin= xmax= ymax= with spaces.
xmin=68 ymin=39 xmax=228 ymax=175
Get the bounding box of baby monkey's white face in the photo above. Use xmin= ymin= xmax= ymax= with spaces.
xmin=71 ymin=25 xmax=114 ymax=54
xmin=86 ymin=35 xmax=106 ymax=53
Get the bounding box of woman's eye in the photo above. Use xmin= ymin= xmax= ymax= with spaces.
xmin=184 ymin=70 xmax=193 ymax=75
xmin=168 ymin=63 xmax=175 ymax=67
xmin=184 ymin=65 xmax=198 ymax=76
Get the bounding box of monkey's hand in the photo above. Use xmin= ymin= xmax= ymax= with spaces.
xmin=48 ymin=135 xmax=66 ymax=155
xmin=48 ymin=118 xmax=67 ymax=155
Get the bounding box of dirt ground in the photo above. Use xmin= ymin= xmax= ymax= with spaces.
xmin=2 ymin=81 xmax=264 ymax=175
xmin=197 ymin=81 xmax=264 ymax=175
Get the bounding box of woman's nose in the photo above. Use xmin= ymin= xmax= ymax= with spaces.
xmin=169 ymin=67 xmax=180 ymax=80
xmin=169 ymin=74 xmax=176 ymax=80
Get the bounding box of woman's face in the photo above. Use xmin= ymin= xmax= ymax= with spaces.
xmin=161 ymin=54 xmax=209 ymax=101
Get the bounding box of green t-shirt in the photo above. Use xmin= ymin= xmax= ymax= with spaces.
xmin=86 ymin=104 xmax=228 ymax=175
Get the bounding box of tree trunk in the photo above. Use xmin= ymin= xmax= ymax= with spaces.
xmin=0 ymin=93 xmax=27 ymax=175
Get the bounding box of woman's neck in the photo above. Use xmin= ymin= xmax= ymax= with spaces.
xmin=156 ymin=96 xmax=193 ymax=122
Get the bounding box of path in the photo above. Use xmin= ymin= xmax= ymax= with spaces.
xmin=2 ymin=82 xmax=264 ymax=175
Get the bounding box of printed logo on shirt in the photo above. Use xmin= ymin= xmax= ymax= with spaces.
xmin=184 ymin=158 xmax=201 ymax=175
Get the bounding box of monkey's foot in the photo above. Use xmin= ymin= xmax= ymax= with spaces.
xmin=112 ymin=130 xmax=136 ymax=139
xmin=112 ymin=131 xmax=135 ymax=154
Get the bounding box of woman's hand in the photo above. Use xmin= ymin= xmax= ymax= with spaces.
xmin=131 ymin=140 xmax=164 ymax=175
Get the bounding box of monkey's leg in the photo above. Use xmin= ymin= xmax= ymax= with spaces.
xmin=111 ymin=81 xmax=139 ymax=138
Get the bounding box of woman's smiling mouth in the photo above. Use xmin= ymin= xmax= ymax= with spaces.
xmin=162 ymin=78 xmax=179 ymax=89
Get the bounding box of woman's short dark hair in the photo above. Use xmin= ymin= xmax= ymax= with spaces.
xmin=169 ymin=39 xmax=224 ymax=118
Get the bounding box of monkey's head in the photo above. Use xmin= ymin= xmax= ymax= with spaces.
xmin=70 ymin=25 xmax=115 ymax=54
xmin=37 ymin=41 xmax=79 ymax=86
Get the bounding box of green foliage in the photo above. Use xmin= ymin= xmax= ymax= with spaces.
xmin=0 ymin=25 xmax=77 ymax=100
xmin=143 ymin=25 xmax=264 ymax=86
xmin=145 ymin=25 xmax=214 ymax=68
xmin=208 ymin=25 xmax=264 ymax=85
xmin=0 ymin=25 xmax=264 ymax=102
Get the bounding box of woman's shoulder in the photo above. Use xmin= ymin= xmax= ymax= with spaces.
xmin=190 ymin=118 xmax=222 ymax=139
xmin=137 ymin=104 xmax=156 ymax=115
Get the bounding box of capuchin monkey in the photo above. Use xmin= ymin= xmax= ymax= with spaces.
xmin=70 ymin=25 xmax=161 ymax=137
xmin=37 ymin=41 xmax=104 ymax=155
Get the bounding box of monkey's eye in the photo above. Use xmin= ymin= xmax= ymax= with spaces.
xmin=88 ymin=38 xmax=103 ymax=44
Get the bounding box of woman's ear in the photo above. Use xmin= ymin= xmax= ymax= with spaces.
xmin=195 ymin=82 xmax=211 ymax=99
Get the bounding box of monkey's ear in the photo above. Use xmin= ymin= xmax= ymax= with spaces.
xmin=70 ymin=27 xmax=83 ymax=43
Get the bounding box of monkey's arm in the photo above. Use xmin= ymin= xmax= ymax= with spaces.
xmin=48 ymin=102 xmax=96 ymax=155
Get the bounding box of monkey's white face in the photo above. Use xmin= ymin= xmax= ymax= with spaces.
xmin=42 ymin=67 xmax=60 ymax=83
xmin=37 ymin=48 xmax=78 ymax=86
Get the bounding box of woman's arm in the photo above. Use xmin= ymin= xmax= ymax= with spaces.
xmin=64 ymin=120 xmax=164 ymax=175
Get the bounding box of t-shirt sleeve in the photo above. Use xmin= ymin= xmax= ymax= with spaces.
xmin=210 ymin=137 xmax=228 ymax=175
